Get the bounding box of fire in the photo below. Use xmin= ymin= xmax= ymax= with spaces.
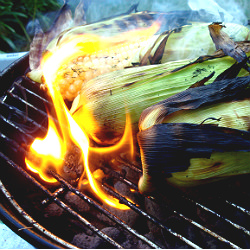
xmin=25 ymin=117 xmax=66 ymax=183
xmin=25 ymin=22 xmax=160 ymax=209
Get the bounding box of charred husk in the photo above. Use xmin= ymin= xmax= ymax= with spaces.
xmin=138 ymin=76 xmax=250 ymax=194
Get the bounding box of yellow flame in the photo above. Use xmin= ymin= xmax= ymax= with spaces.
xmin=25 ymin=22 xmax=160 ymax=209
xmin=89 ymin=113 xmax=134 ymax=158
xmin=25 ymin=117 xmax=66 ymax=183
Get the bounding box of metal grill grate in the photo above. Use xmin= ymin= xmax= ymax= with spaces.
xmin=1 ymin=54 xmax=250 ymax=248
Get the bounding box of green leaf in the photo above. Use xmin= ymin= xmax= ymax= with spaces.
xmin=0 ymin=11 xmax=28 ymax=18
xmin=1 ymin=36 xmax=17 ymax=51
xmin=0 ymin=22 xmax=15 ymax=33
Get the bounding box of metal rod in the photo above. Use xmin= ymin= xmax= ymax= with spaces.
xmin=225 ymin=200 xmax=250 ymax=216
xmin=1 ymin=128 xmax=244 ymax=248
xmin=0 ymin=152 xmax=123 ymax=249
xmin=50 ymin=171 xmax=162 ymax=249
xmin=13 ymin=81 xmax=51 ymax=105
xmin=41 ymin=187 xmax=66 ymax=205
xmin=0 ymin=179 xmax=77 ymax=249
xmin=3 ymin=87 xmax=71 ymax=133
xmin=116 ymin=156 xmax=142 ymax=173
xmin=0 ymin=132 xmax=25 ymax=154
xmin=105 ymin=170 xmax=241 ymax=248
xmin=102 ymin=183 xmax=202 ymax=249
xmin=0 ymin=114 xmax=35 ymax=141
xmin=1 ymin=75 xmax=250 ymax=249
xmin=22 ymin=75 xmax=42 ymax=87
xmin=6 ymin=91 xmax=48 ymax=117
xmin=183 ymin=195 xmax=250 ymax=237
xmin=0 ymin=100 xmax=47 ymax=133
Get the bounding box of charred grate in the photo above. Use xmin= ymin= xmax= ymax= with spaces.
xmin=1 ymin=55 xmax=250 ymax=249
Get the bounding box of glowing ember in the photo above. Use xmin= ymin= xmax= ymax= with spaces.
xmin=25 ymin=22 xmax=160 ymax=210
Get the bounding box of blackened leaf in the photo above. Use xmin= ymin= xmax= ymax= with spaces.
xmin=170 ymin=53 xmax=224 ymax=74
xmin=139 ymin=42 xmax=155 ymax=66
xmin=188 ymin=72 xmax=215 ymax=88
xmin=29 ymin=1 xmax=88 ymax=71
xmin=73 ymin=0 xmax=88 ymax=26
xmin=29 ymin=25 xmax=45 ymax=70
xmin=150 ymin=30 xmax=173 ymax=64
xmin=214 ymin=58 xmax=249 ymax=81
xmin=140 ymin=30 xmax=172 ymax=66
xmin=208 ymin=23 xmax=248 ymax=64
xmin=137 ymin=123 xmax=250 ymax=175
xmin=139 ymin=76 xmax=250 ymax=130
xmin=29 ymin=4 xmax=73 ymax=70
xmin=170 ymin=41 xmax=250 ymax=75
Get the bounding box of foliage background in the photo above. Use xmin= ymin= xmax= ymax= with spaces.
xmin=0 ymin=0 xmax=63 ymax=53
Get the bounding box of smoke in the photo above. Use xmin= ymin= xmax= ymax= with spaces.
xmin=188 ymin=0 xmax=248 ymax=24
xmin=85 ymin=0 xmax=249 ymax=25
xmin=150 ymin=0 xmax=190 ymax=13
xmin=86 ymin=0 xmax=139 ymax=23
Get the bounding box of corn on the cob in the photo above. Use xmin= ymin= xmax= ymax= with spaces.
xmin=137 ymin=76 xmax=250 ymax=194
xmin=54 ymin=40 xmax=149 ymax=101
xmin=26 ymin=10 xmax=249 ymax=102
xmin=27 ymin=39 xmax=149 ymax=101
xmin=27 ymin=11 xmax=162 ymax=101
xmin=71 ymin=52 xmax=250 ymax=145
xmin=138 ymin=124 xmax=250 ymax=193
xmin=163 ymin=99 xmax=250 ymax=131
xmin=167 ymin=151 xmax=250 ymax=187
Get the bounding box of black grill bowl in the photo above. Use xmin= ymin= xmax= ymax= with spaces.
xmin=1 ymin=54 xmax=250 ymax=249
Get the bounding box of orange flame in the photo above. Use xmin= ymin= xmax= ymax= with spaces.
xmin=25 ymin=22 xmax=160 ymax=209
xmin=25 ymin=116 xmax=66 ymax=183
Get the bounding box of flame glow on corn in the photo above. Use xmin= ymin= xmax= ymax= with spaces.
xmin=25 ymin=22 xmax=160 ymax=209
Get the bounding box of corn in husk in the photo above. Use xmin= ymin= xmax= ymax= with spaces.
xmin=137 ymin=76 xmax=250 ymax=194
xmin=71 ymin=52 xmax=250 ymax=144
xmin=27 ymin=12 xmax=159 ymax=99
xmin=134 ymin=21 xmax=249 ymax=64
xmin=26 ymin=10 xmax=249 ymax=101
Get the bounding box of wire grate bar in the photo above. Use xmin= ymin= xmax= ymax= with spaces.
xmin=0 ymin=100 xmax=47 ymax=134
xmin=13 ymin=80 xmax=51 ymax=105
xmin=0 ymin=180 xmax=77 ymax=249
xmin=50 ymin=171 xmax=162 ymax=249
xmin=1 ymin=62 xmax=250 ymax=249
xmin=183 ymin=196 xmax=250 ymax=237
xmin=102 ymin=183 xmax=202 ymax=249
xmin=0 ymin=114 xmax=35 ymax=142
xmin=6 ymin=91 xmax=48 ymax=118
xmin=0 ymin=152 xmax=123 ymax=249
xmin=225 ymin=200 xmax=250 ymax=216
xmin=105 ymin=169 xmax=241 ymax=249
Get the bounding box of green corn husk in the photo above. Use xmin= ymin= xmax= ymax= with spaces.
xmin=27 ymin=21 xmax=249 ymax=84
xmin=168 ymin=151 xmax=250 ymax=187
xmin=26 ymin=12 xmax=163 ymax=84
xmin=133 ymin=22 xmax=249 ymax=65
xmin=137 ymin=76 xmax=250 ymax=194
xmin=26 ymin=11 xmax=171 ymax=84
xmin=26 ymin=10 xmax=249 ymax=102
xmin=71 ymin=53 xmax=250 ymax=145
xmin=163 ymin=99 xmax=250 ymax=131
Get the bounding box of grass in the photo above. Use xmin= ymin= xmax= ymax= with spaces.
xmin=0 ymin=0 xmax=63 ymax=53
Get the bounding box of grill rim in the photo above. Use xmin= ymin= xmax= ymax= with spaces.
xmin=0 ymin=188 xmax=65 ymax=249
xmin=0 ymin=53 xmax=29 ymax=96
xmin=1 ymin=50 xmax=250 ymax=249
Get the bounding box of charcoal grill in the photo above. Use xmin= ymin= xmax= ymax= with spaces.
xmin=1 ymin=54 xmax=250 ymax=249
